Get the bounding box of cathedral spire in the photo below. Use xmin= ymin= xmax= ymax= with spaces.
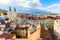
xmin=14 ymin=7 xmax=16 ymax=11
xmin=9 ymin=6 xmax=11 ymax=11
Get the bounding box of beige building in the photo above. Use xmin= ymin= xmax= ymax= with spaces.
xmin=54 ymin=20 xmax=60 ymax=40
xmin=0 ymin=13 xmax=4 ymax=18
xmin=7 ymin=11 xmax=17 ymax=21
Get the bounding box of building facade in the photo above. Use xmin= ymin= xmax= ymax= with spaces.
xmin=54 ymin=19 xmax=60 ymax=40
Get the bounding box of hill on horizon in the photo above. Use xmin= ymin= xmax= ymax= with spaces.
xmin=0 ymin=9 xmax=8 ymax=13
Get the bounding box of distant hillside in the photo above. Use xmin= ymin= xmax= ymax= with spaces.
xmin=18 ymin=8 xmax=49 ymax=14
xmin=0 ymin=9 xmax=8 ymax=13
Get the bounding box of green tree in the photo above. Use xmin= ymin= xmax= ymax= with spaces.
xmin=0 ymin=9 xmax=8 ymax=13
xmin=14 ymin=30 xmax=21 ymax=38
xmin=32 ymin=25 xmax=37 ymax=29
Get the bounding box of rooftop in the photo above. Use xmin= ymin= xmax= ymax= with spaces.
xmin=40 ymin=28 xmax=53 ymax=40
xmin=0 ymin=33 xmax=14 ymax=39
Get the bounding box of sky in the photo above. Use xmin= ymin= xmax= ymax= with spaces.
xmin=0 ymin=0 xmax=60 ymax=13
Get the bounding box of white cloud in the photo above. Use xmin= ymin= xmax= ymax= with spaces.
xmin=0 ymin=0 xmax=10 ymax=4
xmin=45 ymin=4 xmax=60 ymax=13
xmin=0 ymin=0 xmax=60 ymax=13
xmin=46 ymin=4 xmax=60 ymax=9
xmin=15 ymin=0 xmax=42 ymax=8
xmin=0 ymin=0 xmax=42 ymax=9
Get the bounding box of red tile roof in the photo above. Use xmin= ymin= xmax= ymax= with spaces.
xmin=0 ymin=33 xmax=14 ymax=39
xmin=5 ymin=23 xmax=10 ymax=28
xmin=17 ymin=14 xmax=60 ymax=20
xmin=40 ymin=28 xmax=53 ymax=40
xmin=15 ymin=25 xmax=28 ymax=30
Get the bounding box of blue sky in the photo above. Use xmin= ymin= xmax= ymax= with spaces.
xmin=41 ymin=0 xmax=60 ymax=7
xmin=0 ymin=0 xmax=60 ymax=13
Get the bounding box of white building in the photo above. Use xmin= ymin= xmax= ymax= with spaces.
xmin=7 ymin=11 xmax=17 ymax=21
xmin=0 ymin=13 xmax=5 ymax=18
xmin=54 ymin=19 xmax=60 ymax=40
xmin=0 ymin=24 xmax=5 ymax=31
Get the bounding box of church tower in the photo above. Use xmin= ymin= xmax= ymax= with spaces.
xmin=14 ymin=7 xmax=16 ymax=12
xmin=9 ymin=6 xmax=11 ymax=11
xmin=7 ymin=6 xmax=17 ymax=21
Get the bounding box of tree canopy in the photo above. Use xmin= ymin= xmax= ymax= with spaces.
xmin=0 ymin=9 xmax=8 ymax=13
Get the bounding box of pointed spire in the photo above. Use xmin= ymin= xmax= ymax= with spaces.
xmin=9 ymin=6 xmax=11 ymax=11
xmin=49 ymin=11 xmax=50 ymax=14
xmin=14 ymin=7 xmax=16 ymax=11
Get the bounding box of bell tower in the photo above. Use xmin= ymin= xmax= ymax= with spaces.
xmin=14 ymin=7 xmax=16 ymax=12
xmin=9 ymin=6 xmax=11 ymax=11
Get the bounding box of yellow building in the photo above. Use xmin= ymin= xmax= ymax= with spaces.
xmin=12 ymin=24 xmax=40 ymax=40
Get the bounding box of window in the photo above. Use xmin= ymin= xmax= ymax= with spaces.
xmin=5 ymin=18 xmax=9 ymax=20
